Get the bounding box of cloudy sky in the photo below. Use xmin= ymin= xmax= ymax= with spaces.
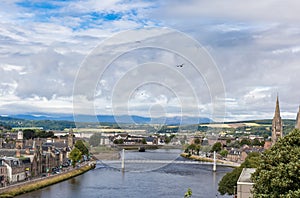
xmin=1 ymin=0 xmax=300 ymax=122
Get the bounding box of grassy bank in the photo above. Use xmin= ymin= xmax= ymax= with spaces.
xmin=0 ymin=164 xmax=94 ymax=198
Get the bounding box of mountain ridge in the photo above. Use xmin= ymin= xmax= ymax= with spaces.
xmin=5 ymin=113 xmax=212 ymax=125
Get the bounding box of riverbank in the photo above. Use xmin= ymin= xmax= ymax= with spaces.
xmin=0 ymin=162 xmax=96 ymax=198
xmin=180 ymin=153 xmax=240 ymax=167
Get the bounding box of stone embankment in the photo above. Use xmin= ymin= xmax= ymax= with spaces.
xmin=181 ymin=153 xmax=240 ymax=167
xmin=0 ymin=162 xmax=96 ymax=198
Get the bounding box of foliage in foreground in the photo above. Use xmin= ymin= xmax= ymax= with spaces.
xmin=252 ymin=129 xmax=300 ymax=197
xmin=184 ymin=188 xmax=192 ymax=198
xmin=218 ymin=152 xmax=261 ymax=195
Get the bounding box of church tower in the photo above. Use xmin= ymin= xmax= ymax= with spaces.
xmin=15 ymin=131 xmax=24 ymax=149
xmin=272 ymin=96 xmax=283 ymax=145
xmin=295 ymin=106 xmax=300 ymax=129
xmin=68 ymin=128 xmax=74 ymax=148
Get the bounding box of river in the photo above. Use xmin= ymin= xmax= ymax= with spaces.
xmin=17 ymin=149 xmax=232 ymax=198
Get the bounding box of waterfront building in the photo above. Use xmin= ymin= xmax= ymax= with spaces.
xmin=295 ymin=106 xmax=300 ymax=129
xmin=2 ymin=157 xmax=28 ymax=184
xmin=0 ymin=159 xmax=8 ymax=187
xmin=271 ymin=96 xmax=283 ymax=145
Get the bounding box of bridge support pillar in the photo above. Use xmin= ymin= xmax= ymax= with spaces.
xmin=213 ymin=151 xmax=216 ymax=172
xmin=121 ymin=149 xmax=125 ymax=172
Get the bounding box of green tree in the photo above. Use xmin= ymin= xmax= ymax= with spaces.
xmin=74 ymin=140 xmax=89 ymax=156
xmin=211 ymin=142 xmax=222 ymax=152
xmin=188 ymin=144 xmax=196 ymax=154
xmin=164 ymin=136 xmax=171 ymax=144
xmin=141 ymin=138 xmax=147 ymax=144
xmin=226 ymin=139 xmax=231 ymax=145
xmin=220 ymin=149 xmax=228 ymax=157
xmin=113 ymin=139 xmax=124 ymax=144
xmin=184 ymin=188 xmax=192 ymax=198
xmin=252 ymin=138 xmax=261 ymax=146
xmin=195 ymin=144 xmax=201 ymax=155
xmin=69 ymin=147 xmax=82 ymax=167
xmin=218 ymin=152 xmax=260 ymax=195
xmin=89 ymin=133 xmax=102 ymax=147
xmin=194 ymin=138 xmax=201 ymax=144
xmin=252 ymin=129 xmax=300 ymax=197
xmin=23 ymin=129 xmax=35 ymax=139
xmin=240 ymin=138 xmax=251 ymax=146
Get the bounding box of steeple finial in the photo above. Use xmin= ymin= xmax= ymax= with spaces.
xmin=275 ymin=95 xmax=280 ymax=117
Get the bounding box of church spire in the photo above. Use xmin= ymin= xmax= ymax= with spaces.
xmin=275 ymin=95 xmax=281 ymax=117
xmin=272 ymin=95 xmax=283 ymax=145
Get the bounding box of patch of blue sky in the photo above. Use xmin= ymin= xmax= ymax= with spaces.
xmin=90 ymin=12 xmax=123 ymax=21
xmin=16 ymin=0 xmax=63 ymax=10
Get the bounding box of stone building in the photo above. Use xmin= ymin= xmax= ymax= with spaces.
xmin=0 ymin=159 xmax=7 ymax=187
xmin=272 ymin=96 xmax=283 ymax=145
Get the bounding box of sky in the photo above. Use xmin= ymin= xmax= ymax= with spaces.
xmin=1 ymin=0 xmax=300 ymax=122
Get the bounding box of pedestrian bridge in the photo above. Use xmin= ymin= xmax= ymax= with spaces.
xmin=97 ymin=159 xmax=239 ymax=167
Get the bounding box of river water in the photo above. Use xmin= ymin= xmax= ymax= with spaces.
xmin=17 ymin=149 xmax=232 ymax=198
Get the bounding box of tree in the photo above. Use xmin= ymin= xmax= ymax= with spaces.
xmin=195 ymin=144 xmax=201 ymax=155
xmin=89 ymin=133 xmax=102 ymax=147
xmin=69 ymin=147 xmax=82 ymax=167
xmin=211 ymin=142 xmax=222 ymax=152
xmin=252 ymin=129 xmax=300 ymax=197
xmin=240 ymin=138 xmax=251 ymax=146
xmin=113 ymin=139 xmax=124 ymax=144
xmin=194 ymin=138 xmax=201 ymax=144
xmin=74 ymin=140 xmax=89 ymax=156
xmin=164 ymin=136 xmax=171 ymax=144
xmin=141 ymin=138 xmax=147 ymax=144
xmin=188 ymin=144 xmax=196 ymax=154
xmin=184 ymin=188 xmax=192 ymax=198
xmin=251 ymin=138 xmax=262 ymax=146
xmin=220 ymin=149 xmax=228 ymax=158
xmin=23 ymin=129 xmax=35 ymax=139
xmin=218 ymin=152 xmax=260 ymax=195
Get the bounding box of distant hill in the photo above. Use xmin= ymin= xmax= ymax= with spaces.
xmin=7 ymin=113 xmax=212 ymax=125
xmin=0 ymin=115 xmax=75 ymax=131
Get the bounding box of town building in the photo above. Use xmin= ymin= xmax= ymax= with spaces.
xmin=271 ymin=96 xmax=283 ymax=145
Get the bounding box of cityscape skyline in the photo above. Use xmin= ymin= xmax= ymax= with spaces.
xmin=0 ymin=1 xmax=300 ymax=121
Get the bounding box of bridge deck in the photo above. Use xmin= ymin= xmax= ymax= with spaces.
xmin=97 ymin=159 xmax=240 ymax=167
